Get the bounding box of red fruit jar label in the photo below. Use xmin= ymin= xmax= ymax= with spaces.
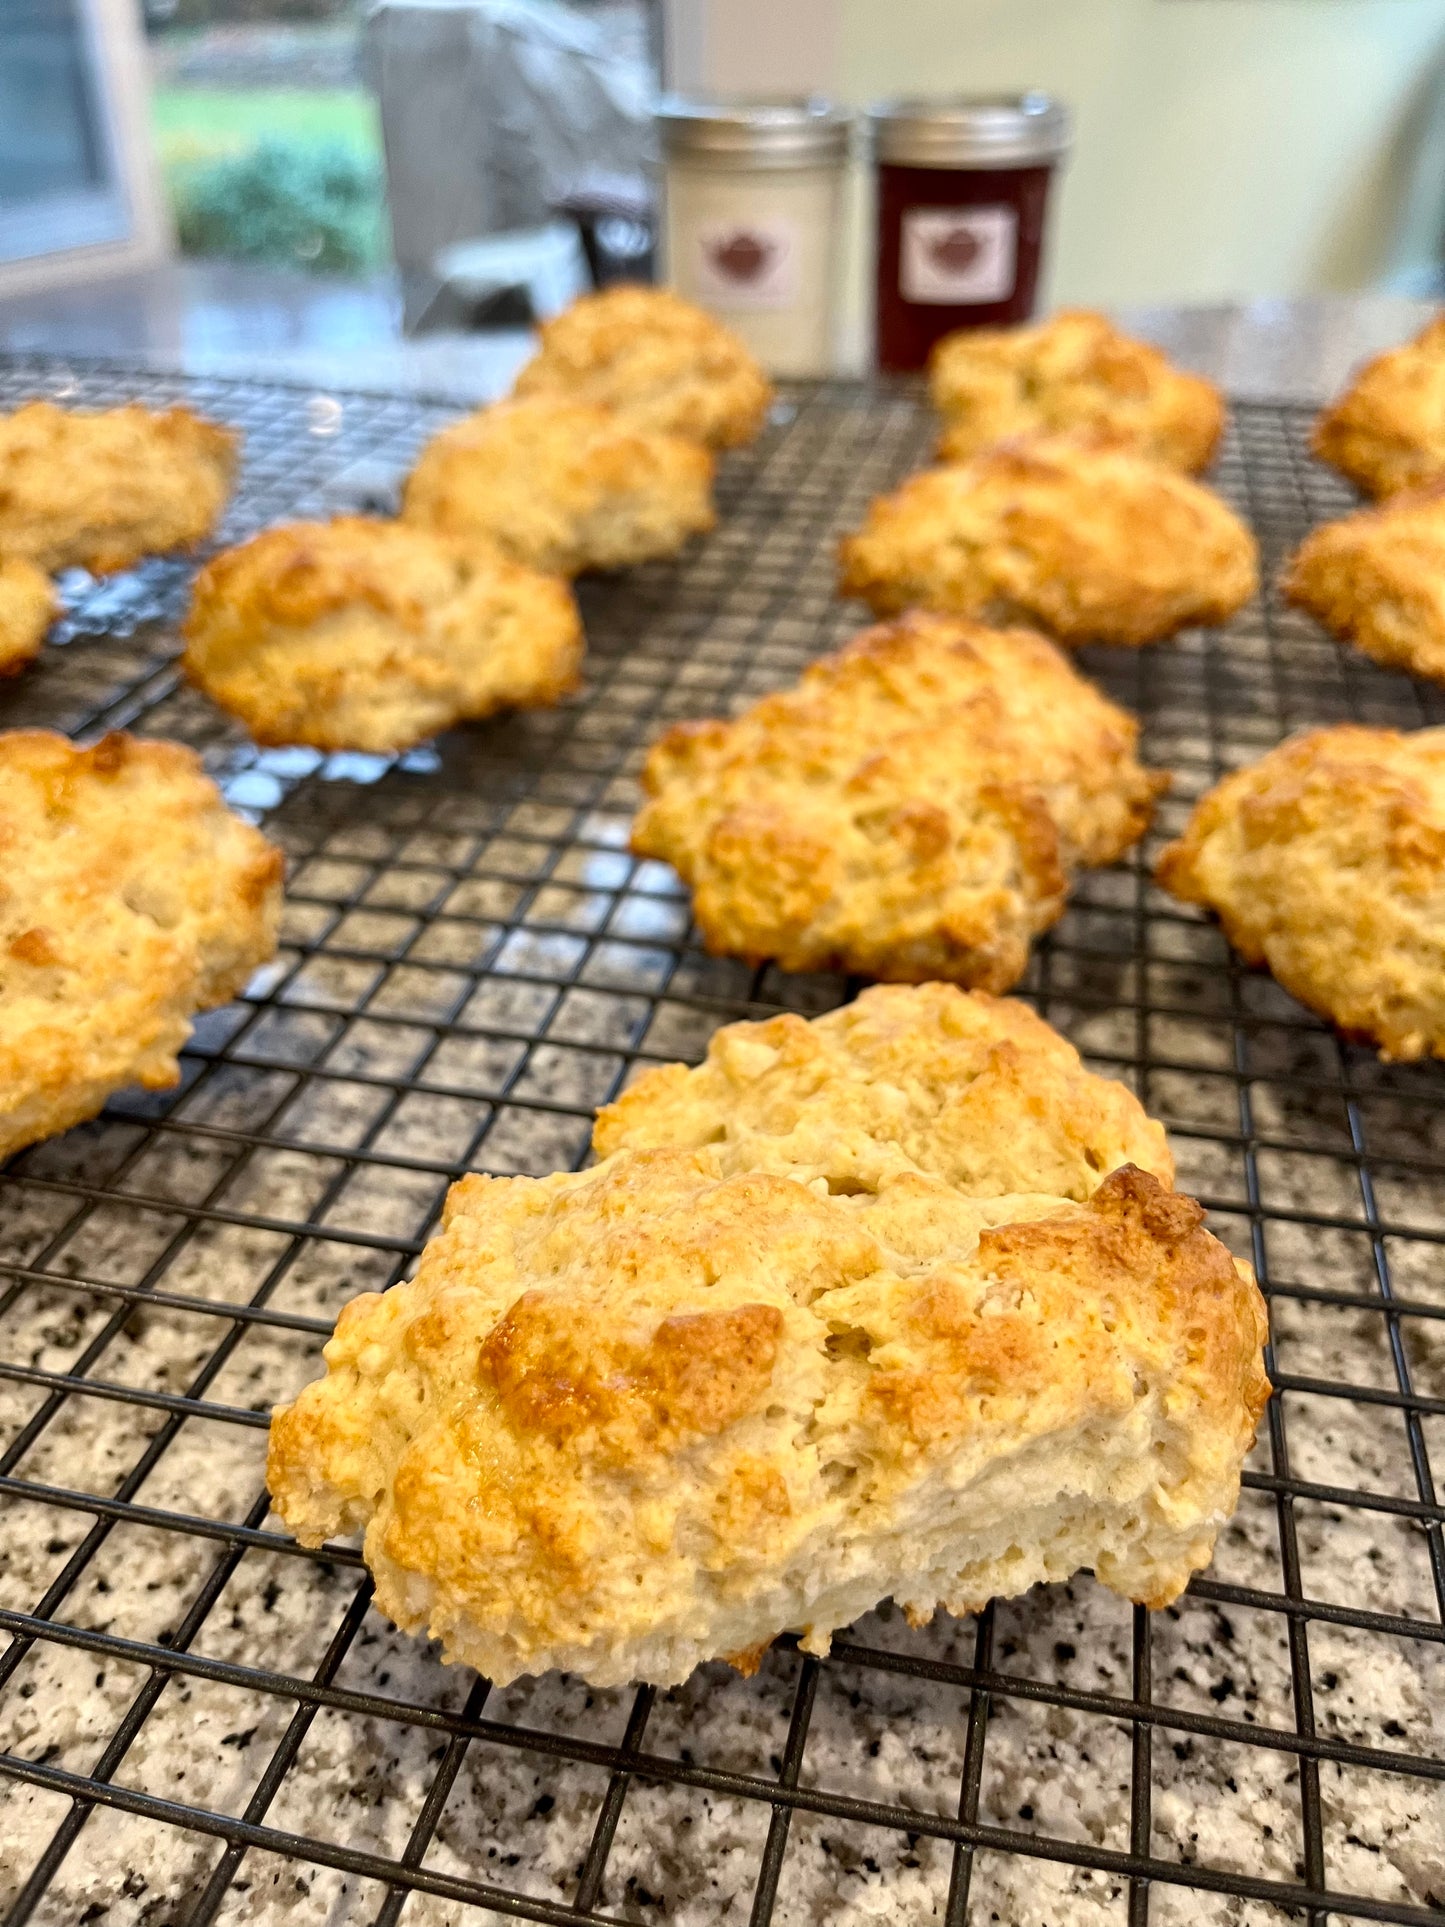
xmin=900 ymin=206 xmax=1017 ymax=305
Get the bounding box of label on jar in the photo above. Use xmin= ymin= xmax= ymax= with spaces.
xmin=900 ymin=206 xmax=1018 ymax=305
xmin=690 ymin=217 xmax=799 ymax=310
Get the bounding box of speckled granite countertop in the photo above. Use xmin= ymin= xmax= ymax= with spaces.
xmin=1 ymin=304 xmax=1443 ymax=1926
xmin=3 ymin=1277 xmax=1443 ymax=1924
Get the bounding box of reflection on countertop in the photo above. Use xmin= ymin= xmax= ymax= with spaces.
xmin=0 ymin=262 xmax=534 ymax=405
xmin=0 ymin=260 xmax=1436 ymax=405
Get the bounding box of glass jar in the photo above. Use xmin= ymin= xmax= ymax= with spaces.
xmin=869 ymin=93 xmax=1072 ymax=373
xmin=657 ymin=97 xmax=852 ymax=379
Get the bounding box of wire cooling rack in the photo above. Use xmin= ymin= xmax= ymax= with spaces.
xmin=0 ymin=358 xmax=1442 ymax=1927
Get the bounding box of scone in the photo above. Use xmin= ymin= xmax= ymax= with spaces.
xmin=593 ymin=980 xmax=1173 ymax=1196
xmin=838 ymin=434 xmax=1258 ymax=644
xmin=1284 ymin=484 xmax=1445 ymax=682
xmin=0 ymin=400 xmax=237 ymax=573
xmin=931 ymin=309 xmax=1224 ymax=472
xmin=1312 ymin=316 xmax=1445 ymax=497
xmin=1156 ymin=724 xmax=1445 ymax=1060
xmin=512 ymin=285 xmax=773 ymax=449
xmin=268 ymin=984 xmax=1269 ymax=1689
xmin=0 ymin=730 xmax=283 ymax=1159
xmin=184 ymin=517 xmax=583 ymax=753
xmin=401 ymin=396 xmax=715 ymax=576
xmin=0 ymin=557 xmax=57 ymax=676
xmin=630 ymin=612 xmax=1168 ymax=990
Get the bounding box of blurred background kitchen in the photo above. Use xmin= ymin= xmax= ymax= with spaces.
xmin=5 ymin=0 xmax=1445 ymax=396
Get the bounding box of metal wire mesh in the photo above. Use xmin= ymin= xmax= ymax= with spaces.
xmin=0 ymin=356 xmax=1442 ymax=1927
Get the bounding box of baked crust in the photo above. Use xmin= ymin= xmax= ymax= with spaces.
xmin=512 ymin=285 xmax=773 ymax=448
xmin=183 ymin=517 xmax=583 ymax=752
xmin=1284 ymin=484 xmax=1445 ymax=682
xmin=1312 ymin=316 xmax=1445 ymax=497
xmin=0 ymin=730 xmax=283 ymax=1159
xmin=630 ymin=612 xmax=1168 ymax=989
xmin=401 ymin=395 xmax=716 ymax=575
xmin=268 ymin=987 xmax=1267 ymax=1689
xmin=0 ymin=401 xmax=237 ymax=574
xmin=594 ymin=982 xmax=1174 ymax=1198
xmin=838 ymin=435 xmax=1258 ymax=645
xmin=0 ymin=557 xmax=56 ymax=676
xmin=1156 ymin=723 xmax=1445 ymax=1060
xmin=930 ymin=310 xmax=1224 ymax=471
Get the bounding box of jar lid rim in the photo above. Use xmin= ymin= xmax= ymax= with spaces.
xmin=658 ymin=93 xmax=852 ymax=128
xmin=869 ymin=90 xmax=1067 ymax=124
xmin=869 ymin=91 xmax=1071 ymax=164
xmin=656 ymin=94 xmax=853 ymax=163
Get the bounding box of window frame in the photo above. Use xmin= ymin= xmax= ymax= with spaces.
xmin=0 ymin=0 xmax=170 ymax=296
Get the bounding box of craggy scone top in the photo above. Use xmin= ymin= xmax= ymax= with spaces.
xmin=512 ymin=284 xmax=773 ymax=449
xmin=930 ymin=309 xmax=1224 ymax=472
xmin=1313 ymin=316 xmax=1445 ymax=498
xmin=0 ymin=400 xmax=237 ymax=574
xmin=1157 ymin=723 xmax=1445 ymax=1061
xmin=1284 ymin=483 xmax=1445 ymax=685
xmin=268 ymin=985 xmax=1268 ymax=1689
xmin=592 ymin=980 xmax=1171 ymax=1195
xmin=631 ymin=612 xmax=1167 ymax=990
xmin=0 ymin=730 xmax=282 ymax=1160
xmin=184 ymin=516 xmax=583 ymax=753
xmin=838 ymin=433 xmax=1258 ymax=646
xmin=401 ymin=395 xmax=715 ymax=577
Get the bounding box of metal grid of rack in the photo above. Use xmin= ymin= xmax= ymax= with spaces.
xmin=0 ymin=359 xmax=1442 ymax=1927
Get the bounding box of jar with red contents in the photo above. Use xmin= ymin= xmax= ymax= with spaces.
xmin=869 ymin=93 xmax=1072 ymax=373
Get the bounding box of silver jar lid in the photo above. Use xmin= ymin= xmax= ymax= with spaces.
xmin=657 ymin=96 xmax=852 ymax=169
xmin=869 ymin=92 xmax=1071 ymax=168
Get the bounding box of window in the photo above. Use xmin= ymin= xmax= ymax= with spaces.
xmin=0 ymin=0 xmax=133 ymax=264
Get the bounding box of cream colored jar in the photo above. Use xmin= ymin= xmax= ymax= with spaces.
xmin=657 ymin=98 xmax=852 ymax=379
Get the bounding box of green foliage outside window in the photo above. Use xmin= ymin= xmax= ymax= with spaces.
xmin=169 ymin=138 xmax=386 ymax=274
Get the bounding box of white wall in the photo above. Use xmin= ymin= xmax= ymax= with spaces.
xmin=667 ymin=0 xmax=1445 ymax=307
xmin=664 ymin=0 xmax=842 ymax=96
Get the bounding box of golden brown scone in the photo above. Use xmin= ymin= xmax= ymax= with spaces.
xmin=595 ymin=982 xmax=1174 ymax=1198
xmin=930 ymin=310 xmax=1224 ymax=472
xmin=0 ymin=557 xmax=56 ymax=676
xmin=1284 ymin=484 xmax=1445 ymax=682
xmin=0 ymin=400 xmax=237 ymax=573
xmin=512 ymin=285 xmax=773 ymax=448
xmin=1312 ymin=316 xmax=1445 ymax=497
xmin=838 ymin=435 xmax=1258 ymax=645
xmin=630 ymin=612 xmax=1168 ymax=989
xmin=183 ymin=517 xmax=583 ymax=753
xmin=401 ymin=395 xmax=715 ymax=576
xmin=0 ymin=730 xmax=283 ymax=1159
xmin=269 ymin=988 xmax=1268 ymax=1689
xmin=1156 ymin=724 xmax=1445 ymax=1061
